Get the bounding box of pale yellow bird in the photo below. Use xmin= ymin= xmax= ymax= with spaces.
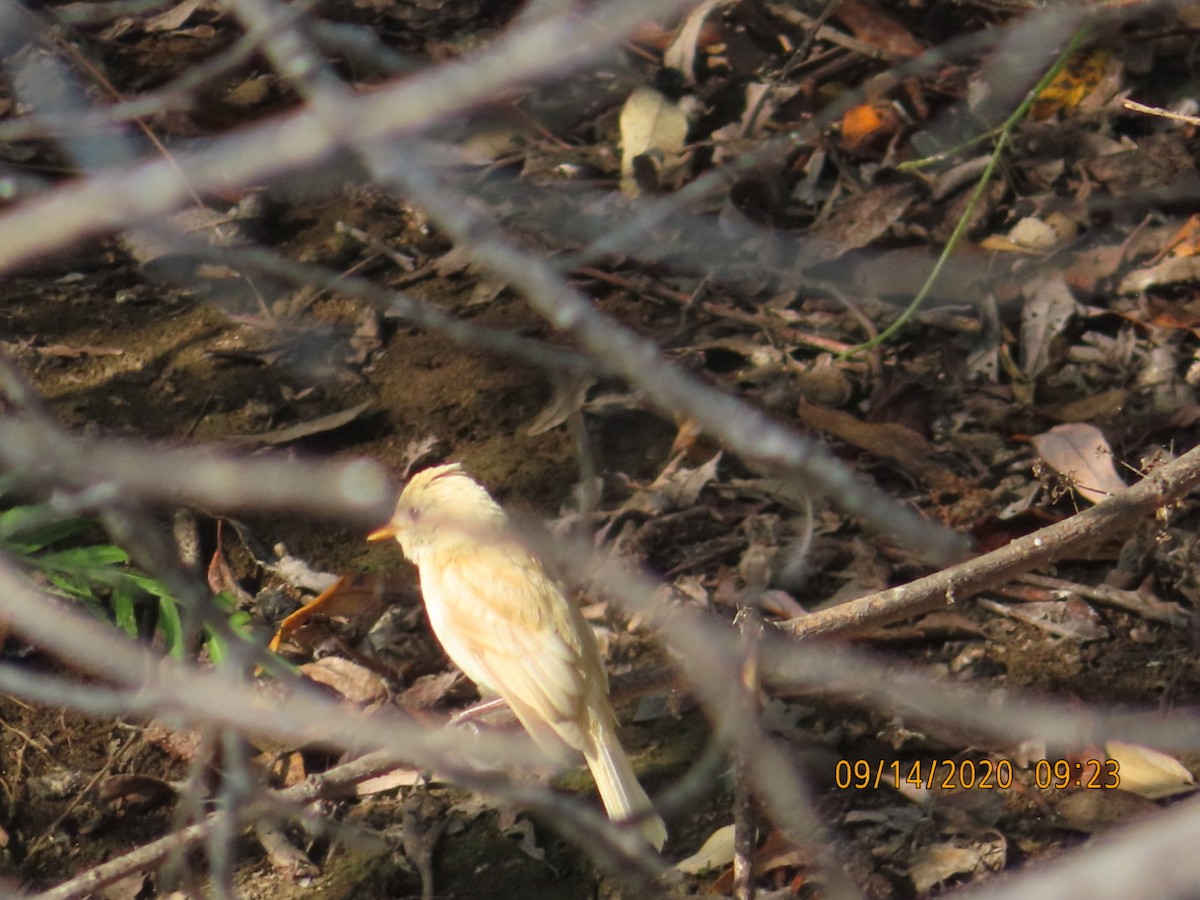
xmin=369 ymin=462 xmax=667 ymax=849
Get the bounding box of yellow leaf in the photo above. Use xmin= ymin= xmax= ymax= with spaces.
xmin=1031 ymin=48 xmax=1112 ymax=121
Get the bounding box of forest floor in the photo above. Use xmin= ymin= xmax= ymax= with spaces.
xmin=4 ymin=0 xmax=1200 ymax=896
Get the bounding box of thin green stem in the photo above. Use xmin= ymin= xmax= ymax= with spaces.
xmin=841 ymin=24 xmax=1091 ymax=359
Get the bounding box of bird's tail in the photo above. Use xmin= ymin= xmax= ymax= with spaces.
xmin=585 ymin=721 xmax=667 ymax=850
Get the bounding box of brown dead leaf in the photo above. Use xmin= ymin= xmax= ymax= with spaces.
xmin=834 ymin=0 xmax=926 ymax=57
xmin=1143 ymin=296 xmax=1200 ymax=331
xmin=223 ymin=400 xmax=374 ymax=447
xmin=796 ymin=400 xmax=935 ymax=477
xmin=300 ymin=656 xmax=388 ymax=706
xmin=1020 ymin=271 xmax=1081 ymax=380
xmin=1030 ymin=423 xmax=1126 ymax=504
xmin=908 ymin=832 xmax=1006 ymax=893
xmin=815 ymin=181 xmax=915 ymax=253
xmin=1051 ymin=788 xmax=1157 ymax=833
xmin=97 ymin=774 xmax=178 ymax=811
xmin=709 ymin=828 xmax=810 ymax=893
xmin=143 ymin=722 xmax=206 ymax=762
xmin=1040 ymin=388 xmax=1128 ymax=423
xmin=207 ymin=522 xmax=253 ymax=602
xmin=397 ymin=670 xmax=463 ymax=710
xmin=1159 ymin=214 xmax=1200 ymax=260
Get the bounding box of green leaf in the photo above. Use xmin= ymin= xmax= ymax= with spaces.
xmin=36 ymin=545 xmax=129 ymax=571
xmin=0 ymin=509 xmax=93 ymax=552
xmin=157 ymin=596 xmax=185 ymax=660
xmin=45 ymin=572 xmax=105 ymax=611
xmin=3 ymin=501 xmax=257 ymax=666
xmin=111 ymin=582 xmax=140 ymax=638
xmin=125 ymin=572 xmax=175 ymax=600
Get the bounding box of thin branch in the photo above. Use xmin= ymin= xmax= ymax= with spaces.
xmin=780 ymin=441 xmax=1200 ymax=640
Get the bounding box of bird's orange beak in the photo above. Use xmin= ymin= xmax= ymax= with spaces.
xmin=367 ymin=523 xmax=397 ymax=542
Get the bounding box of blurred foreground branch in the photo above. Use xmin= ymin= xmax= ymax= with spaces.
xmin=0 ymin=417 xmax=393 ymax=526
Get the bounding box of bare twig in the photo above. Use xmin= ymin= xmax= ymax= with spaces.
xmin=781 ymin=442 xmax=1200 ymax=640
xmin=733 ymin=609 xmax=764 ymax=900
xmin=1016 ymin=572 xmax=1189 ymax=627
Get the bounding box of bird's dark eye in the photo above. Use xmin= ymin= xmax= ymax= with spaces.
xmin=407 ymin=507 xmax=421 ymax=522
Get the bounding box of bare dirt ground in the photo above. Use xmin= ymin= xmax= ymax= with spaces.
xmin=5 ymin=0 xmax=1200 ymax=897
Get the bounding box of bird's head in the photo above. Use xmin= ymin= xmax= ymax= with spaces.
xmin=368 ymin=462 xmax=507 ymax=564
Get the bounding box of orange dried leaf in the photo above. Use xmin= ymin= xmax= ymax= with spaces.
xmin=841 ymin=102 xmax=899 ymax=152
xmin=268 ymin=573 xmax=386 ymax=654
xmin=1163 ymin=215 xmax=1200 ymax=260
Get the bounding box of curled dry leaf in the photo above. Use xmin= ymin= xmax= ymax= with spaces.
xmin=300 ymin=656 xmax=388 ymax=706
xmin=663 ymin=0 xmax=724 ymax=83
xmin=97 ymin=774 xmax=178 ymax=811
xmin=1020 ymin=271 xmax=1081 ymax=381
xmin=222 ymin=400 xmax=374 ymax=447
xmin=652 ymin=452 xmax=722 ymax=509
xmin=796 ymin=400 xmax=935 ymax=477
xmin=709 ymin=829 xmax=809 ymax=894
xmin=675 ymin=823 xmax=735 ymax=874
xmin=619 ymin=87 xmax=689 ymax=197
xmin=908 ymin=831 xmax=1006 ymax=894
xmin=143 ymin=0 xmax=204 ymax=32
xmin=1106 ymin=740 xmax=1196 ymax=799
xmin=1030 ymin=423 xmax=1126 ymax=505
xmin=268 ymin=573 xmax=387 ymax=654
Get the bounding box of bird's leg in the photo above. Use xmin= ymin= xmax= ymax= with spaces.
xmin=449 ymin=697 xmax=509 ymax=727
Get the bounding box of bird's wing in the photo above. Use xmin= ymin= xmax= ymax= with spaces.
xmin=424 ymin=544 xmax=596 ymax=751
